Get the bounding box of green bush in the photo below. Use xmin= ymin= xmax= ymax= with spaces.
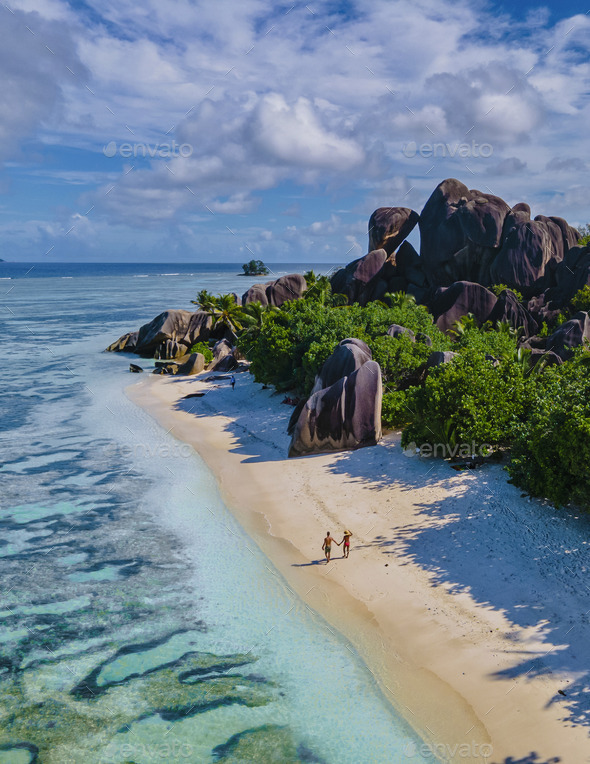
xmin=189 ymin=342 xmax=213 ymax=363
xmin=401 ymin=347 xmax=534 ymax=456
xmin=241 ymin=299 xmax=447 ymax=395
xmin=490 ymin=284 xmax=524 ymax=302
xmin=571 ymin=285 xmax=590 ymax=313
xmin=507 ymin=355 xmax=590 ymax=507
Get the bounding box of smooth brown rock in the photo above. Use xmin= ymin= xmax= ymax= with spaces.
xmin=288 ymin=361 xmax=383 ymax=457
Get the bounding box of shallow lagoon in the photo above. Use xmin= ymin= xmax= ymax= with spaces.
xmin=0 ymin=265 xmax=432 ymax=763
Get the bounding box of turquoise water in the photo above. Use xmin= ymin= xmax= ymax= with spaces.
xmin=0 ymin=265 xmax=432 ymax=763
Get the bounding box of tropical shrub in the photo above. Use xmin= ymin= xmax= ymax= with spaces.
xmin=507 ymin=354 xmax=590 ymax=507
xmin=570 ymin=285 xmax=590 ymax=313
xmin=189 ymin=341 xmax=213 ymax=363
xmin=401 ymin=347 xmax=534 ymax=456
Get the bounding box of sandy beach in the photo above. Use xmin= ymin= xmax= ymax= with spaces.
xmin=128 ymin=368 xmax=590 ymax=764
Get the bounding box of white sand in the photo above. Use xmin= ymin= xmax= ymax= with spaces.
xmin=128 ymin=368 xmax=590 ymax=763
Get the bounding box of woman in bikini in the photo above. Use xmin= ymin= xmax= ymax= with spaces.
xmin=340 ymin=530 xmax=353 ymax=558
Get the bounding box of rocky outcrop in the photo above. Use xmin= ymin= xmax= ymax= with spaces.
xmin=487 ymin=289 xmax=539 ymax=336
xmin=241 ymin=283 xmax=269 ymax=306
xmin=212 ymin=339 xmax=233 ymax=361
xmin=288 ymin=360 xmax=382 ymax=457
xmin=152 ymin=352 xmax=206 ymax=376
xmin=426 ymin=351 xmax=458 ymax=368
xmin=242 ymin=274 xmax=307 ymax=307
xmin=177 ymin=352 xmax=206 ymax=375
xmin=545 ymin=312 xmax=590 ymax=360
xmin=209 ymin=354 xmax=238 ymax=372
xmin=267 ymin=274 xmax=307 ymax=306
xmin=310 ymin=338 xmax=372 ymax=394
xmin=386 ymin=324 xmax=416 ymax=341
xmin=430 ymin=281 xmax=498 ymax=333
xmin=106 ymin=331 xmax=138 ymax=353
xmin=329 ymin=249 xmax=389 ymax=306
xmin=107 ymin=310 xmax=212 ymax=358
xmin=368 ymin=207 xmax=419 ymax=255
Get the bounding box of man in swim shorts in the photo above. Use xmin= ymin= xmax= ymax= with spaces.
xmin=322 ymin=531 xmax=339 ymax=563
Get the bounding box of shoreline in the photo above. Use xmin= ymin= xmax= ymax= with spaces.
xmin=127 ymin=370 xmax=590 ymax=763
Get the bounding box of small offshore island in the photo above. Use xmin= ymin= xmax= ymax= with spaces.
xmin=110 ymin=178 xmax=590 ymax=762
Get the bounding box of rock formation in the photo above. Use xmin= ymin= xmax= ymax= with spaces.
xmin=289 ymin=340 xmax=382 ymax=457
xmin=242 ymin=273 xmax=307 ymax=307
xmin=107 ymin=309 xmax=212 ymax=359
xmin=289 ymin=360 xmax=383 ymax=457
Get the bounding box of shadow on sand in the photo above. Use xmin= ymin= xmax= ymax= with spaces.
xmin=170 ymin=374 xmax=590 ymax=731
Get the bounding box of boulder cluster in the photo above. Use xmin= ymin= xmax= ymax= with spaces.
xmin=106 ymin=177 xmax=589 ymax=456
xmin=329 ymin=177 xmax=590 ymax=362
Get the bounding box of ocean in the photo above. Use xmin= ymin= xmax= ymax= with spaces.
xmin=0 ymin=263 xmax=432 ymax=763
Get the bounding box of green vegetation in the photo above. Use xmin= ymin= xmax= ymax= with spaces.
xmin=577 ymin=224 xmax=590 ymax=246
xmin=570 ymin=285 xmax=590 ymax=313
xmin=507 ymin=352 xmax=590 ymax=509
xmin=192 ymin=292 xmax=245 ymax=341
xmin=191 ymin=277 xmax=590 ymax=510
xmin=242 ymin=259 xmax=269 ymax=276
xmin=490 ymin=284 xmax=524 ymax=301
xmin=189 ymin=341 xmax=213 ymax=363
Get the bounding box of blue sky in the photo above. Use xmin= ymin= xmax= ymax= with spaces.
xmin=0 ymin=0 xmax=589 ymax=262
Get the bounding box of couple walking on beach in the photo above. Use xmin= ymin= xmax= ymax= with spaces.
xmin=322 ymin=530 xmax=352 ymax=563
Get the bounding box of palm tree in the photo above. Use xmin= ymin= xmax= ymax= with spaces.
xmin=241 ymin=301 xmax=280 ymax=331
xmin=201 ymin=294 xmax=245 ymax=342
xmin=304 ymin=275 xmax=348 ymax=306
xmin=191 ymin=289 xmax=216 ymax=311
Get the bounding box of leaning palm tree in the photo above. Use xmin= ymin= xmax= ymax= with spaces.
xmin=203 ymin=294 xmax=245 ymax=342
xmin=191 ymin=289 xmax=217 ymax=311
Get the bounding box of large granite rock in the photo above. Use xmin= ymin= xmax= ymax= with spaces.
xmin=107 ymin=309 xmax=212 ymax=358
xmin=212 ymin=339 xmax=233 ymax=361
xmin=487 ymin=289 xmax=538 ymax=337
xmin=551 ymin=244 xmax=590 ymax=306
xmin=154 ymin=339 xmax=187 ymax=360
xmin=310 ymin=338 xmax=372 ymax=395
xmin=386 ymin=324 xmax=416 ymax=341
xmin=368 ymin=207 xmax=419 ymax=255
xmin=425 ymin=351 xmax=458 ymax=368
xmin=329 ymin=249 xmax=388 ymax=305
xmin=242 ymin=274 xmax=307 ymax=307
xmin=242 ymin=283 xmax=269 ymax=306
xmin=545 ymin=312 xmax=590 ymax=360
xmin=430 ymin=281 xmax=498 ymax=333
xmin=395 ymin=241 xmax=426 ymax=288
xmin=209 ymin=354 xmax=238 ymax=372
xmin=177 ymin=352 xmax=206 ymax=375
xmin=288 ymin=360 xmax=382 ymax=457
xmin=419 ymin=178 xmax=472 ymax=286
xmin=489 ymin=214 xmax=573 ymax=296
xmin=267 ymin=274 xmax=307 ymax=306
xmin=106 ymin=331 xmax=138 ymax=353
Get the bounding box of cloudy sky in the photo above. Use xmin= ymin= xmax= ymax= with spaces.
xmin=1 ymin=0 xmax=589 ymax=263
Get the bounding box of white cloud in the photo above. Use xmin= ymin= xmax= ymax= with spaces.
xmin=2 ymin=0 xmax=590 ymax=258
